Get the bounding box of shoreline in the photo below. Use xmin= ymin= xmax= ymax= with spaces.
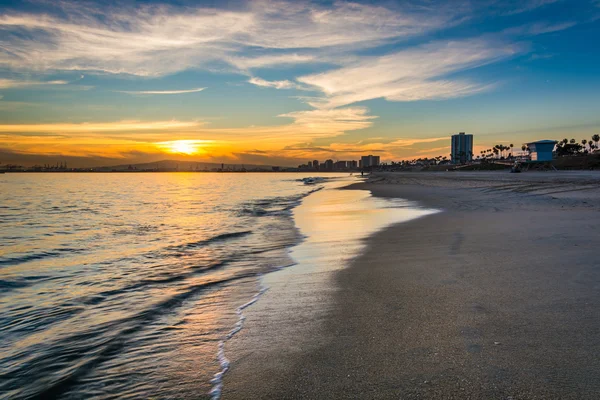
xmin=223 ymin=171 xmax=600 ymax=399
xmin=220 ymin=177 xmax=436 ymax=398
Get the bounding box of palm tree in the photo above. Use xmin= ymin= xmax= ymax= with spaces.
xmin=570 ymin=138 xmax=576 ymax=144
xmin=562 ymin=138 xmax=569 ymax=145
xmin=509 ymin=144 xmax=514 ymax=158
xmin=592 ymin=134 xmax=600 ymax=149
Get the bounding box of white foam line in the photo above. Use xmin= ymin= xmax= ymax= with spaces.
xmin=209 ymin=184 xmax=323 ymax=398
xmin=209 ymin=274 xmax=268 ymax=400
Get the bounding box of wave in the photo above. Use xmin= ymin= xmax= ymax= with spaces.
xmin=0 ymin=248 xmax=84 ymax=267
xmin=0 ymin=273 xmax=258 ymax=399
xmin=237 ymin=187 xmax=322 ymax=217
xmin=0 ymin=274 xmax=53 ymax=290
xmin=174 ymin=231 xmax=253 ymax=250
xmin=76 ymin=258 xmax=234 ymax=306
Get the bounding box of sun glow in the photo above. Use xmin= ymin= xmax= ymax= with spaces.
xmin=157 ymin=140 xmax=212 ymax=155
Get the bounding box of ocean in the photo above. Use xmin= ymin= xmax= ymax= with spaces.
xmin=0 ymin=172 xmax=435 ymax=399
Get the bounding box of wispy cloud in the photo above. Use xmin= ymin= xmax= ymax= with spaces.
xmin=228 ymin=54 xmax=317 ymax=71
xmin=526 ymin=21 xmax=577 ymax=34
xmin=0 ymin=120 xmax=203 ymax=134
xmin=0 ymin=79 xmax=68 ymax=89
xmin=278 ymin=107 xmax=376 ymax=135
xmin=116 ymin=87 xmax=206 ymax=95
xmin=248 ymin=77 xmax=307 ymax=90
xmin=497 ymin=0 xmax=562 ymax=15
xmin=504 ymin=21 xmax=577 ymax=36
xmin=0 ymin=1 xmax=464 ymax=76
xmin=298 ymin=39 xmax=520 ymax=108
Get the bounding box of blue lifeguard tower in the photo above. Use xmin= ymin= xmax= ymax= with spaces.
xmin=526 ymin=140 xmax=557 ymax=162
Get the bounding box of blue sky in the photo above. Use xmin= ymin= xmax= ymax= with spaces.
xmin=0 ymin=0 xmax=599 ymax=166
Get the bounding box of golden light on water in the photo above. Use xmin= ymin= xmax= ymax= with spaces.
xmin=156 ymin=140 xmax=213 ymax=155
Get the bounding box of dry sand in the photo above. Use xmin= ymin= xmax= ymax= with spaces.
xmin=223 ymin=171 xmax=600 ymax=399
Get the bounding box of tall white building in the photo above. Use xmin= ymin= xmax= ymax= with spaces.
xmin=451 ymin=132 xmax=473 ymax=164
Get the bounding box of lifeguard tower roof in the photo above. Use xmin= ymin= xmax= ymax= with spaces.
xmin=526 ymin=140 xmax=558 ymax=145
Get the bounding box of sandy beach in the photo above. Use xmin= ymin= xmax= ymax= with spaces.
xmin=223 ymin=171 xmax=600 ymax=399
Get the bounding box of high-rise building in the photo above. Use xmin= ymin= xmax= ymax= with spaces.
xmin=360 ymin=155 xmax=380 ymax=168
xmin=312 ymin=160 xmax=319 ymax=169
xmin=324 ymin=159 xmax=334 ymax=171
xmin=451 ymin=132 xmax=473 ymax=164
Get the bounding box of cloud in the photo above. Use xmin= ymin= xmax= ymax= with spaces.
xmin=417 ymin=145 xmax=451 ymax=154
xmin=386 ymin=137 xmax=450 ymax=147
xmin=0 ymin=79 xmax=68 ymax=88
xmin=505 ymin=21 xmax=577 ymax=36
xmin=248 ymin=77 xmax=306 ymax=90
xmin=116 ymin=87 xmax=206 ymax=95
xmin=0 ymin=101 xmax=40 ymax=111
xmin=278 ymin=107 xmax=376 ymax=136
xmin=0 ymin=120 xmax=203 ymax=134
xmin=496 ymin=0 xmax=562 ymax=15
xmin=0 ymin=1 xmax=464 ymax=76
xmin=298 ymin=38 xmax=520 ymax=108
xmin=526 ymin=21 xmax=577 ymax=34
xmin=228 ymin=53 xmax=317 ymax=71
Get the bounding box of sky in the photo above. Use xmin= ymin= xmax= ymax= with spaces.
xmin=0 ymin=0 xmax=599 ymax=167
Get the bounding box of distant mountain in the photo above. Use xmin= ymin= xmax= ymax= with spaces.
xmin=94 ymin=159 xmax=276 ymax=171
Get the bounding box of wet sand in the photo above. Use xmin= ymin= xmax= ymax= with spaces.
xmin=223 ymin=171 xmax=600 ymax=399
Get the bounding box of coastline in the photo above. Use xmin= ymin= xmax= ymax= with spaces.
xmin=223 ymin=171 xmax=600 ymax=399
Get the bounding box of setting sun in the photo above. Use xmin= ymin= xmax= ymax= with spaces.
xmin=171 ymin=140 xmax=196 ymax=154
xmin=156 ymin=139 xmax=213 ymax=155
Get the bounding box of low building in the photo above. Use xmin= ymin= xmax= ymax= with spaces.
xmin=526 ymin=140 xmax=557 ymax=162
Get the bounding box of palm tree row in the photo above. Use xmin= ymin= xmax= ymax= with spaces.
xmin=480 ymin=135 xmax=600 ymax=160
xmin=555 ymin=136 xmax=600 ymax=156
xmin=384 ymin=134 xmax=600 ymax=166
xmin=479 ymin=143 xmax=515 ymax=160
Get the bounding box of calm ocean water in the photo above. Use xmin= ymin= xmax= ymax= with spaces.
xmin=0 ymin=172 xmax=436 ymax=399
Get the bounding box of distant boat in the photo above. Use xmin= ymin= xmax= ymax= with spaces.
xmin=303 ymin=177 xmax=317 ymax=185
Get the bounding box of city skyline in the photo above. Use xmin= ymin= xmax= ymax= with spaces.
xmin=1 ymin=0 xmax=600 ymax=167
